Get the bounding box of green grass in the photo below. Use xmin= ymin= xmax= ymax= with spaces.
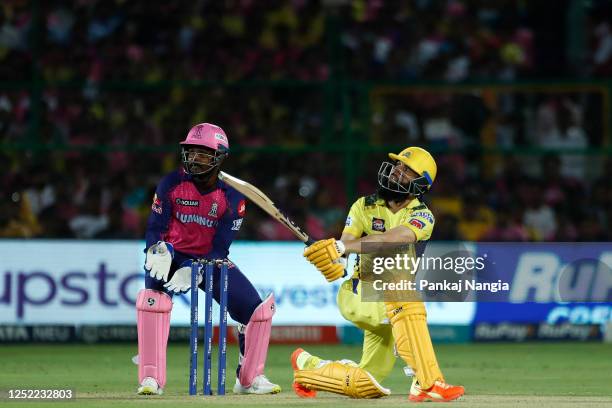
xmin=1 ymin=343 xmax=611 ymax=407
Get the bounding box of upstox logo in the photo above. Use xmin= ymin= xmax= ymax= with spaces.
xmin=0 ymin=263 xmax=141 ymax=319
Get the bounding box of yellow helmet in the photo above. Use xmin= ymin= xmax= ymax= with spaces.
xmin=388 ymin=146 xmax=437 ymax=187
xmin=378 ymin=146 xmax=437 ymax=197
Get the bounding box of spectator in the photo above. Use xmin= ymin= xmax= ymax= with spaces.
xmin=457 ymin=187 xmax=495 ymax=241
xmin=68 ymin=191 xmax=108 ymax=238
xmin=482 ymin=207 xmax=529 ymax=241
xmin=0 ymin=1 xmax=607 ymax=243
xmin=0 ymin=192 xmax=41 ymax=238
xmin=522 ymin=182 xmax=557 ymax=241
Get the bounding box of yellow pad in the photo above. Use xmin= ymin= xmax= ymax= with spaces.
xmin=294 ymin=362 xmax=390 ymax=399
xmin=385 ymin=302 xmax=444 ymax=389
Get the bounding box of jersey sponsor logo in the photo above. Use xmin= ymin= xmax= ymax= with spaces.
xmin=372 ymin=217 xmax=386 ymax=232
xmin=175 ymin=198 xmax=200 ymax=207
xmin=411 ymin=211 xmax=433 ymax=224
xmin=238 ymin=199 xmax=246 ymax=217
xmin=208 ymin=202 xmax=218 ymax=217
xmin=231 ymin=218 xmax=243 ymax=231
xmin=151 ymin=194 xmax=162 ymax=214
xmin=175 ymin=212 xmax=218 ymax=228
xmin=345 ymin=216 xmax=352 ymax=226
xmin=409 ymin=218 xmax=425 ymax=229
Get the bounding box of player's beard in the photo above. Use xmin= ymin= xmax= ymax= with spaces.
xmin=192 ymin=167 xmax=219 ymax=187
xmin=376 ymin=184 xmax=413 ymax=204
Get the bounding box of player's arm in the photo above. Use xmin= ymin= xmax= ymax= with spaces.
xmin=144 ymin=173 xmax=179 ymax=282
xmin=341 ymin=225 xmax=416 ymax=253
xmin=209 ymin=188 xmax=246 ymax=259
xmin=305 ymin=208 xmax=434 ymax=281
xmin=305 ymin=227 xmax=415 ymax=280
xmin=340 ymin=231 xmax=358 ymax=242
xmin=345 ymin=209 xmax=433 ymax=253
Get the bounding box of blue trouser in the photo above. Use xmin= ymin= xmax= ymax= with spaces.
xmin=145 ymin=251 xmax=262 ymax=325
xmin=145 ymin=251 xmax=262 ymax=376
xmin=144 ymin=250 xmax=262 ymax=376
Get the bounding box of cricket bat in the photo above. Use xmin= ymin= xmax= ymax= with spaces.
xmin=219 ymin=171 xmax=315 ymax=246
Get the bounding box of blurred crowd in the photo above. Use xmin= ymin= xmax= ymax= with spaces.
xmin=0 ymin=149 xmax=349 ymax=240
xmin=427 ymin=154 xmax=612 ymax=241
xmin=339 ymin=1 xmax=536 ymax=81
xmin=2 ymin=0 xmax=610 ymax=83
xmin=4 ymin=148 xmax=612 ymax=242
xmin=2 ymin=0 xmax=612 ymax=241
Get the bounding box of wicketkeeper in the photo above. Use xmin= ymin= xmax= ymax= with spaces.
xmin=136 ymin=123 xmax=280 ymax=395
xmin=293 ymin=147 xmax=465 ymax=402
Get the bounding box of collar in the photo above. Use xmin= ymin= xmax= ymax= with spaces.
xmin=374 ymin=195 xmax=422 ymax=210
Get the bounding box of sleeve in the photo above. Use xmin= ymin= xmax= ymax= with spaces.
xmin=210 ymin=187 xmax=246 ymax=259
xmin=144 ymin=173 xmax=178 ymax=250
xmin=402 ymin=208 xmax=435 ymax=241
xmin=342 ymin=198 xmax=365 ymax=238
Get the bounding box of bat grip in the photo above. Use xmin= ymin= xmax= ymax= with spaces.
xmin=305 ymin=237 xmax=315 ymax=246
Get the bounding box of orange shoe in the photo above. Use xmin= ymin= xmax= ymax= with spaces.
xmin=290 ymin=348 xmax=304 ymax=370
xmin=292 ymin=381 xmax=317 ymax=398
xmin=290 ymin=348 xmax=316 ymax=398
xmin=408 ymin=378 xmax=464 ymax=402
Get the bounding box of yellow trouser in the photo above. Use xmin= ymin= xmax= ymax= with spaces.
xmin=337 ymin=279 xmax=396 ymax=382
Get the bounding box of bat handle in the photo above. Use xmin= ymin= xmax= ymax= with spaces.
xmin=305 ymin=237 xmax=315 ymax=246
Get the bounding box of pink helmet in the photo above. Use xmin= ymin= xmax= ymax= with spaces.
xmin=180 ymin=123 xmax=229 ymax=150
xmin=180 ymin=123 xmax=230 ymax=179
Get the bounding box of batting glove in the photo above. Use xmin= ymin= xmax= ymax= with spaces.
xmin=317 ymin=256 xmax=347 ymax=282
xmin=304 ymin=238 xmax=346 ymax=268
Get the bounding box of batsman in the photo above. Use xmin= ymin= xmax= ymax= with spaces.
xmin=136 ymin=123 xmax=280 ymax=395
xmin=293 ymin=147 xmax=465 ymax=402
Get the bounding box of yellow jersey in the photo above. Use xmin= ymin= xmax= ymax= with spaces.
xmin=342 ymin=193 xmax=435 ymax=280
xmin=343 ymin=193 xmax=435 ymax=240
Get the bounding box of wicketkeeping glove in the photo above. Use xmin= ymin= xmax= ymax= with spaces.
xmin=164 ymin=261 xmax=201 ymax=293
xmin=144 ymin=241 xmax=174 ymax=281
